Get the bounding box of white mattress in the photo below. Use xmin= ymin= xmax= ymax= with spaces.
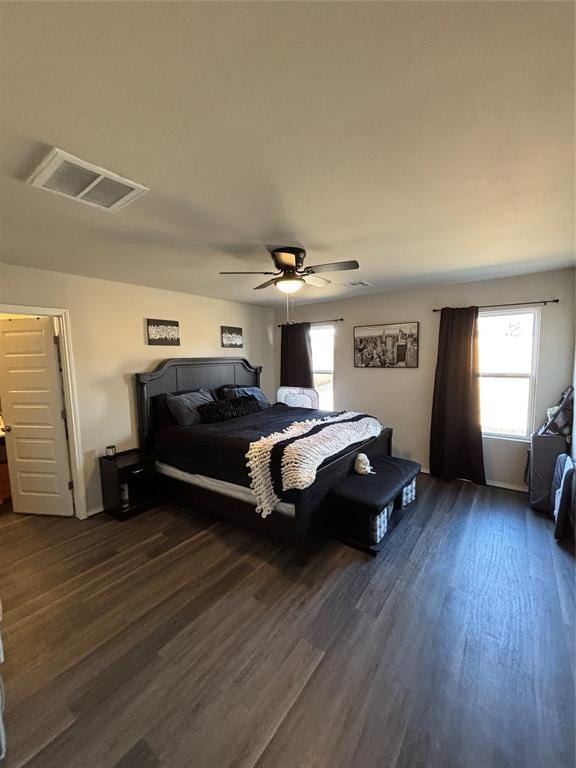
xmin=155 ymin=461 xmax=296 ymax=517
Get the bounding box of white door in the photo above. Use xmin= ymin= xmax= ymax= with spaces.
xmin=0 ymin=317 xmax=74 ymax=516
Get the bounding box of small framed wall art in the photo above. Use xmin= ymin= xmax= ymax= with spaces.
xmin=221 ymin=326 xmax=243 ymax=348
xmin=146 ymin=319 xmax=181 ymax=346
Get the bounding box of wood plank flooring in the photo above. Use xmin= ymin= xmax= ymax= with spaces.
xmin=0 ymin=476 xmax=574 ymax=768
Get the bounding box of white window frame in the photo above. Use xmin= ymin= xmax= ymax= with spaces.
xmin=309 ymin=323 xmax=335 ymax=409
xmin=478 ymin=307 xmax=541 ymax=441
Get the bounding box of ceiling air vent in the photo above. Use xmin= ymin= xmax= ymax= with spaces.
xmin=27 ymin=148 xmax=148 ymax=212
xmin=345 ymin=280 xmax=373 ymax=288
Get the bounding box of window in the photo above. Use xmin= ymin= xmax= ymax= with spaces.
xmin=310 ymin=324 xmax=335 ymax=410
xmin=477 ymin=309 xmax=539 ymax=438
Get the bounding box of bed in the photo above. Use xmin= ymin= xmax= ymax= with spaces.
xmin=135 ymin=357 xmax=392 ymax=559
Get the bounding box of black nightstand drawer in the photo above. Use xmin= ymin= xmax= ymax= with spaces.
xmin=116 ymin=458 xmax=153 ymax=481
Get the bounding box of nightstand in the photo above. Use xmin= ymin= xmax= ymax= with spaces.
xmin=99 ymin=449 xmax=155 ymax=520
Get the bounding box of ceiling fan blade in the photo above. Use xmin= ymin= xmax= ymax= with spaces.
xmin=306 ymin=260 xmax=359 ymax=274
xmin=219 ymin=271 xmax=278 ymax=275
xmin=303 ymin=274 xmax=331 ymax=288
xmin=253 ymin=278 xmax=279 ymax=290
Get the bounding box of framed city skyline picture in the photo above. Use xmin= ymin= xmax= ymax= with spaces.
xmin=354 ymin=322 xmax=419 ymax=368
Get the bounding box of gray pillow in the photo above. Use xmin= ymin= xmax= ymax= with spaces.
xmin=166 ymin=388 xmax=214 ymax=426
xmin=218 ymin=385 xmax=269 ymax=408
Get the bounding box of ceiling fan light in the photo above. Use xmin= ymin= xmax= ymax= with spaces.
xmin=276 ymin=276 xmax=304 ymax=294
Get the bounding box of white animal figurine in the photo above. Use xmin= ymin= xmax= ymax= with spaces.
xmin=354 ymin=453 xmax=376 ymax=475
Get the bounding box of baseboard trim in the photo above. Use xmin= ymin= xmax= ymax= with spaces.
xmin=417 ymin=467 xmax=527 ymax=493
xmin=486 ymin=480 xmax=527 ymax=493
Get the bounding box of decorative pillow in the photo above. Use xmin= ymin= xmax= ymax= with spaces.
xmin=151 ymin=394 xmax=177 ymax=430
xmin=166 ymin=388 xmax=214 ymax=427
xmin=198 ymin=395 xmax=261 ymax=424
xmin=218 ymin=385 xmax=269 ymax=408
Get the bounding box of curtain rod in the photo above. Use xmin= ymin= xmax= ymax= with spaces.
xmin=277 ymin=318 xmax=344 ymax=328
xmin=432 ymin=299 xmax=559 ymax=313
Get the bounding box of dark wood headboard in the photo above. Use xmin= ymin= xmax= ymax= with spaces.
xmin=135 ymin=357 xmax=262 ymax=449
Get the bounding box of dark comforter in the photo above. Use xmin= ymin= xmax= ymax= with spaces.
xmin=155 ymin=403 xmax=351 ymax=488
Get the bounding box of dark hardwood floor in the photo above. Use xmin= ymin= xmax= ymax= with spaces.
xmin=0 ymin=476 xmax=574 ymax=768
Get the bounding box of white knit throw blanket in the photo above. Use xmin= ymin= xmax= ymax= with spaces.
xmin=246 ymin=411 xmax=382 ymax=518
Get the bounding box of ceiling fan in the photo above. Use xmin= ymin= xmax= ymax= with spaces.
xmin=219 ymin=247 xmax=359 ymax=294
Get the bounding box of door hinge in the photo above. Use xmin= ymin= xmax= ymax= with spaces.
xmin=61 ymin=409 xmax=67 ymax=421
xmin=68 ymin=480 xmax=74 ymax=490
xmin=53 ymin=334 xmax=60 ymax=345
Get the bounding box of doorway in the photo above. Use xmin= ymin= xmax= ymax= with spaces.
xmin=0 ymin=306 xmax=86 ymax=518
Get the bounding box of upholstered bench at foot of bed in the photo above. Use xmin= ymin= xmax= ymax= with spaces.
xmin=327 ymin=456 xmax=421 ymax=555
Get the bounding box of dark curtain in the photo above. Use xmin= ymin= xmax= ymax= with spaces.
xmin=430 ymin=307 xmax=486 ymax=484
xmin=280 ymin=322 xmax=314 ymax=388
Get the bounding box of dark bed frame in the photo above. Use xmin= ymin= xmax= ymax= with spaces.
xmin=135 ymin=357 xmax=392 ymax=559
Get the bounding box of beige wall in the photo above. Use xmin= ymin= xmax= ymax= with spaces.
xmin=0 ymin=263 xmax=275 ymax=514
xmin=275 ymin=268 xmax=575 ymax=489
xmin=1 ymin=261 xmax=571 ymax=512
xmin=573 ymin=267 xmax=576 ymax=460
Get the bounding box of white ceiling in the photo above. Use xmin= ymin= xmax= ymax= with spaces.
xmin=0 ymin=1 xmax=574 ymax=306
